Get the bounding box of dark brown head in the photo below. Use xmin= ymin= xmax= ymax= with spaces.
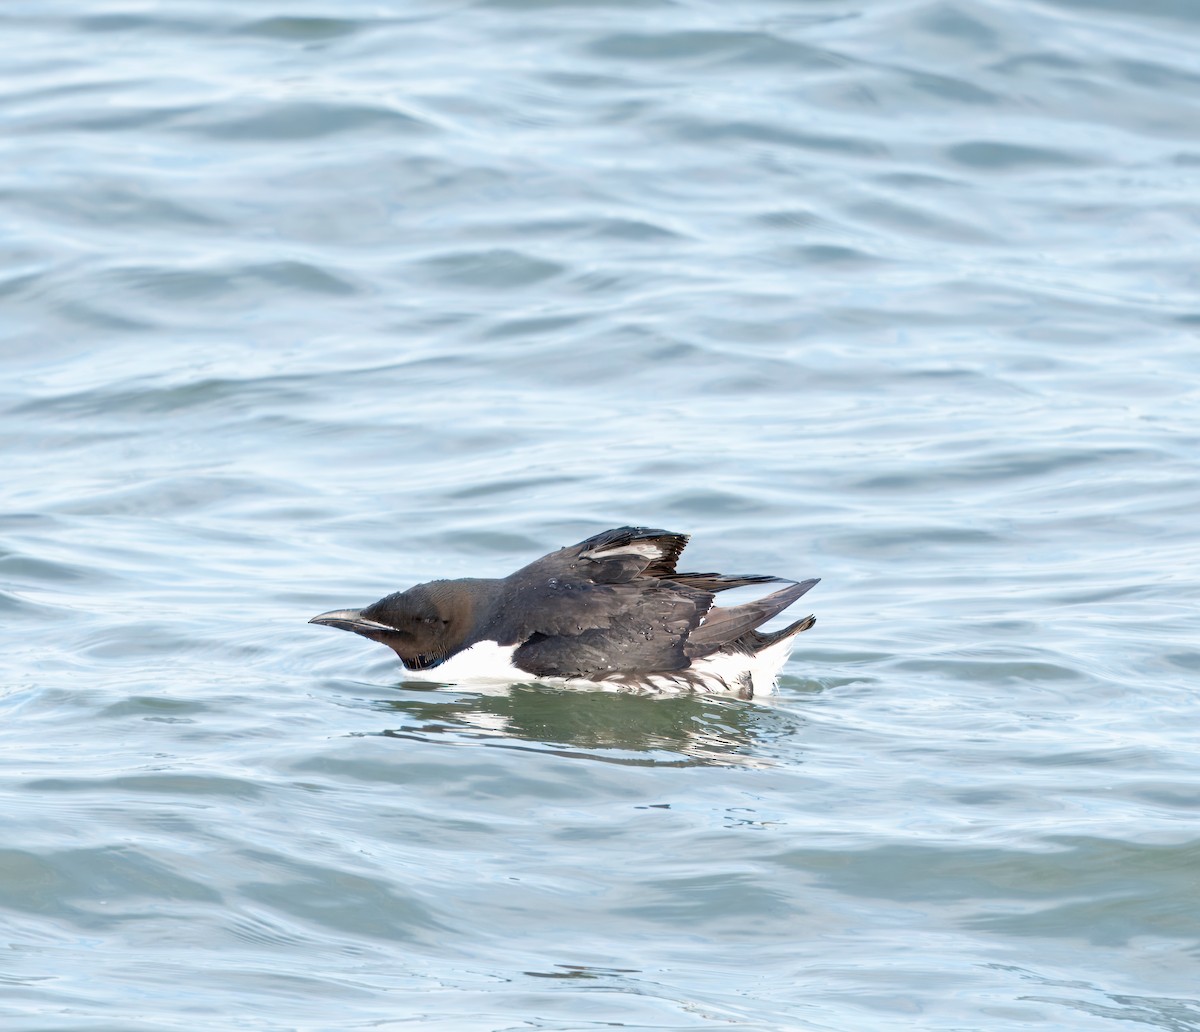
xmin=309 ymin=579 xmax=485 ymax=670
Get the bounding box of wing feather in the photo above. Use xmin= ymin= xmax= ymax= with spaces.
xmin=683 ymin=579 xmax=820 ymax=658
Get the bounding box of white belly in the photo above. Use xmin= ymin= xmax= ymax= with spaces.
xmin=407 ymin=641 xmax=529 ymax=682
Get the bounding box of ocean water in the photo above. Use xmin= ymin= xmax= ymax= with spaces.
xmin=3 ymin=0 xmax=1200 ymax=1029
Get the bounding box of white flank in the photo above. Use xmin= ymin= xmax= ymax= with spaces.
xmin=401 ymin=635 xmax=798 ymax=699
xmin=686 ymin=634 xmax=796 ymax=697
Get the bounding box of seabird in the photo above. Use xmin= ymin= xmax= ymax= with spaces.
xmin=310 ymin=526 xmax=818 ymax=696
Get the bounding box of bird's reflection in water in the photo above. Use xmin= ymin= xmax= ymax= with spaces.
xmin=364 ymin=679 xmax=822 ymax=768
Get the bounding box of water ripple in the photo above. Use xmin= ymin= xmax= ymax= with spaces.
xmin=3 ymin=0 xmax=1200 ymax=1027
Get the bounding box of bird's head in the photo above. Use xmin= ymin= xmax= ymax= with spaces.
xmin=310 ymin=580 xmax=470 ymax=670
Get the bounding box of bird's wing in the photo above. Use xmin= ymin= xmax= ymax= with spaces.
xmin=509 ymin=582 xmax=709 ymax=679
xmin=487 ymin=527 xmax=706 ymax=646
xmin=489 ymin=564 xmax=712 ymax=639
xmin=665 ymin=571 xmax=780 ymax=592
xmin=513 ymin=526 xmax=691 ymax=586
xmin=486 ymin=526 xmax=811 ymax=679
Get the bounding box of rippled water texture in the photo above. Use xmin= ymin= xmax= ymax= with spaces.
xmin=3 ymin=0 xmax=1200 ymax=1029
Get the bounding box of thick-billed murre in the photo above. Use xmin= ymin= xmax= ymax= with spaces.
xmin=310 ymin=526 xmax=818 ymax=696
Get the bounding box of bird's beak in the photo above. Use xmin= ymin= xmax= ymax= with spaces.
xmin=309 ymin=609 xmax=395 ymax=635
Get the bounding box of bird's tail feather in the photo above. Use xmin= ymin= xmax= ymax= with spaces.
xmin=684 ymin=577 xmax=819 ymax=658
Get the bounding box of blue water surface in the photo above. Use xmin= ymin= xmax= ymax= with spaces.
xmin=2 ymin=0 xmax=1200 ymax=1029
